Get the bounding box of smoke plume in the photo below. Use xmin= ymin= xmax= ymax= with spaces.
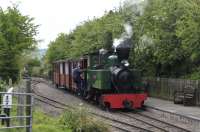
xmin=113 ymin=23 xmax=133 ymax=50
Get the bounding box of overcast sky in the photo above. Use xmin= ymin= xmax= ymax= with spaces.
xmin=0 ymin=0 xmax=130 ymax=49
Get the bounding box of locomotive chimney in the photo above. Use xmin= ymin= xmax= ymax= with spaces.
xmin=116 ymin=38 xmax=132 ymax=62
xmin=112 ymin=23 xmax=133 ymax=62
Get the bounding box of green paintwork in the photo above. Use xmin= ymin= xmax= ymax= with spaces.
xmin=88 ymin=54 xmax=99 ymax=68
xmin=87 ymin=69 xmax=111 ymax=90
xmin=87 ymin=52 xmax=117 ymax=69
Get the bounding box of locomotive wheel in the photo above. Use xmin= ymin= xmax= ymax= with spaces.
xmin=98 ymin=97 xmax=104 ymax=110
xmin=99 ymin=101 xmax=111 ymax=111
xmin=104 ymin=102 xmax=111 ymax=112
xmin=140 ymin=101 xmax=146 ymax=110
xmin=123 ymin=100 xmax=133 ymax=110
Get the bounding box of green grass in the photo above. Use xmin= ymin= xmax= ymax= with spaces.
xmin=0 ymin=88 xmax=109 ymax=132
xmin=32 ymin=108 xmax=71 ymax=132
xmin=59 ymin=108 xmax=110 ymax=132
xmin=0 ymin=95 xmax=71 ymax=132
xmin=33 ymin=107 xmax=110 ymax=132
xmin=1 ymin=106 xmax=110 ymax=132
xmin=1 ymin=107 xmax=71 ymax=132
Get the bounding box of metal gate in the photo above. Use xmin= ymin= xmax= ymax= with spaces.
xmin=0 ymin=79 xmax=33 ymax=132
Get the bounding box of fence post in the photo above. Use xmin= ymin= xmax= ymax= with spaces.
xmin=25 ymin=78 xmax=32 ymax=132
xmin=17 ymin=81 xmax=25 ymax=126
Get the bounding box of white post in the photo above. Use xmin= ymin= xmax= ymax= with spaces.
xmin=3 ymin=87 xmax=13 ymax=109
xmin=2 ymin=87 xmax=13 ymax=127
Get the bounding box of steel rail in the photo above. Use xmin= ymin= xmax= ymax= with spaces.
xmin=31 ymin=79 xmax=154 ymax=132
xmin=33 ymin=91 xmax=135 ymax=132
xmin=120 ymin=112 xmax=189 ymax=132
xmin=136 ymin=111 xmax=191 ymax=132
xmin=120 ymin=112 xmax=169 ymax=132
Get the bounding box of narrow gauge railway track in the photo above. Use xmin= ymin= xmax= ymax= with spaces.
xmin=31 ymin=79 xmax=155 ymax=132
xmin=31 ymin=79 xmax=191 ymax=132
xmin=137 ymin=111 xmax=191 ymax=132
xmin=119 ymin=112 xmax=191 ymax=132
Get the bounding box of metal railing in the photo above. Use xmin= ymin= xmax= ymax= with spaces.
xmin=0 ymin=79 xmax=33 ymax=132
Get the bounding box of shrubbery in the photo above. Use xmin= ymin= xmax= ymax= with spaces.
xmin=33 ymin=107 xmax=110 ymax=132
xmin=59 ymin=108 xmax=110 ymax=132
xmin=33 ymin=109 xmax=68 ymax=132
xmin=0 ymin=6 xmax=38 ymax=82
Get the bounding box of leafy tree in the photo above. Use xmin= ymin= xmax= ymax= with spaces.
xmin=0 ymin=6 xmax=38 ymax=82
xmin=45 ymin=0 xmax=200 ymax=79
xmin=45 ymin=10 xmax=125 ymax=63
xmin=176 ymin=1 xmax=200 ymax=64
xmin=131 ymin=0 xmax=200 ymax=78
xmin=26 ymin=58 xmax=41 ymax=76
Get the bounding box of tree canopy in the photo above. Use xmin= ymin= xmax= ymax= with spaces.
xmin=45 ymin=10 xmax=126 ymax=64
xmin=45 ymin=0 xmax=200 ymax=79
xmin=0 ymin=6 xmax=38 ymax=82
xmin=131 ymin=0 xmax=200 ymax=78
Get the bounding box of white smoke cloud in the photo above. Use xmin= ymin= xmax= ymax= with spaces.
xmin=124 ymin=0 xmax=148 ymax=16
xmin=113 ymin=23 xmax=133 ymax=50
xmin=124 ymin=23 xmax=133 ymax=38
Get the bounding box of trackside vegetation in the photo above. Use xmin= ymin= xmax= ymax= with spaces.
xmin=2 ymin=108 xmax=67 ymax=132
xmin=59 ymin=109 xmax=110 ymax=132
xmin=33 ymin=108 xmax=109 ymax=132
xmin=3 ymin=107 xmax=110 ymax=132
xmin=0 ymin=83 xmax=109 ymax=132
xmin=32 ymin=109 xmax=68 ymax=132
xmin=44 ymin=0 xmax=200 ymax=79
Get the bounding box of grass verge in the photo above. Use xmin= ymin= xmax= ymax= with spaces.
xmin=1 ymin=106 xmax=110 ymax=132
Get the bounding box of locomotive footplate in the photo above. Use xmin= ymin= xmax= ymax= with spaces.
xmin=101 ymin=93 xmax=147 ymax=109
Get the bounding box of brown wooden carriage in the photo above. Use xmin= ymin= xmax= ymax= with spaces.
xmin=52 ymin=57 xmax=88 ymax=92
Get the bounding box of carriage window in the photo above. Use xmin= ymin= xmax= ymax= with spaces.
xmin=65 ymin=63 xmax=69 ymax=74
xmin=60 ymin=63 xmax=63 ymax=74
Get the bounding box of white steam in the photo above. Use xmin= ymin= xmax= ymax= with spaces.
xmin=123 ymin=0 xmax=148 ymax=16
xmin=135 ymin=34 xmax=154 ymax=51
xmin=113 ymin=23 xmax=133 ymax=51
xmin=124 ymin=23 xmax=133 ymax=38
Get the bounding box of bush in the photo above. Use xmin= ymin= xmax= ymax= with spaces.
xmin=33 ymin=109 xmax=70 ymax=132
xmin=1 ymin=106 xmax=109 ymax=132
xmin=0 ymin=80 xmax=6 ymax=92
xmin=59 ymin=108 xmax=110 ymax=132
xmin=184 ymin=70 xmax=200 ymax=80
